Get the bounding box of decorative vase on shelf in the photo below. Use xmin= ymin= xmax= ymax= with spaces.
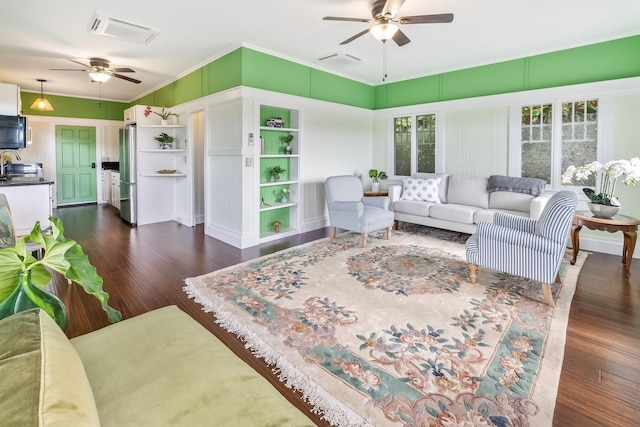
xmin=372 ymin=182 xmax=380 ymax=193
xmin=281 ymin=196 xmax=287 ymax=203
xmin=273 ymin=175 xmax=280 ymax=182
xmin=0 ymin=271 xmax=68 ymax=330
xmin=159 ymin=142 xmax=172 ymax=150
xmin=587 ymin=202 xmax=620 ymax=219
xmin=160 ymin=119 xmax=168 ymax=125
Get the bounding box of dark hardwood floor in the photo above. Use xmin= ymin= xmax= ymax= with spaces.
xmin=49 ymin=204 xmax=640 ymax=427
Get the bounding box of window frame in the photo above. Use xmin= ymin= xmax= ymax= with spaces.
xmin=508 ymin=96 xmax=610 ymax=193
xmin=391 ymin=112 xmax=441 ymax=178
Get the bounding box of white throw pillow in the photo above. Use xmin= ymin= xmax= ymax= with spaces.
xmin=401 ymin=177 xmax=441 ymax=203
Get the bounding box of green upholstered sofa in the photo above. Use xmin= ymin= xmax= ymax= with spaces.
xmin=0 ymin=306 xmax=314 ymax=426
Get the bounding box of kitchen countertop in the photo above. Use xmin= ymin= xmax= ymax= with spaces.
xmin=0 ymin=178 xmax=54 ymax=187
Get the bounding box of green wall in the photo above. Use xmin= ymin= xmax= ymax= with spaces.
xmin=21 ymin=92 xmax=127 ymax=120
xmin=374 ymin=35 xmax=640 ymax=109
xmin=20 ymin=34 xmax=640 ymax=119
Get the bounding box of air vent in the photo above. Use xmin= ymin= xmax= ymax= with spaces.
xmin=89 ymin=14 xmax=160 ymax=45
xmin=315 ymin=52 xmax=362 ymax=69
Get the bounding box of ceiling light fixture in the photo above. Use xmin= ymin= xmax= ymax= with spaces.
xmin=89 ymin=71 xmax=111 ymax=83
xmin=370 ymin=23 xmax=399 ymax=42
xmin=30 ymin=79 xmax=54 ymax=111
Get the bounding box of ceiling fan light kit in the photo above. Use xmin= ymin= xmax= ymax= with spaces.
xmin=370 ymin=23 xmax=398 ymax=42
xmin=89 ymin=72 xmax=110 ymax=83
xmin=30 ymin=79 xmax=54 ymax=111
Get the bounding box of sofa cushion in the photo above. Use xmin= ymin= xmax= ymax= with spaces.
xmin=413 ymin=173 xmax=449 ymax=203
xmin=393 ymin=199 xmax=434 ymax=216
xmin=71 ymin=305 xmax=313 ymax=427
xmin=0 ymin=309 xmax=101 ymax=427
xmin=446 ymin=175 xmax=489 ymax=209
xmin=400 ymin=177 xmax=442 ymax=203
xmin=429 ymin=203 xmax=480 ymax=224
xmin=475 ymin=209 xmax=529 ymax=224
xmin=489 ymin=191 xmax=535 ymax=213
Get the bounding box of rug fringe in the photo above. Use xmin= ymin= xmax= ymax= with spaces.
xmin=184 ymin=279 xmax=373 ymax=427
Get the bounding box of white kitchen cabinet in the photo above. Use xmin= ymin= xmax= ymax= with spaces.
xmin=110 ymin=171 xmax=120 ymax=209
xmin=101 ymin=170 xmax=111 ymax=203
xmin=102 ymin=126 xmax=120 ymax=161
xmin=123 ymin=105 xmax=162 ymax=126
xmin=0 ymin=83 xmax=20 ymax=116
xmin=1 ymin=183 xmax=52 ymax=235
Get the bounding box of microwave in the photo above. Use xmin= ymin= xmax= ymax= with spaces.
xmin=0 ymin=115 xmax=27 ymax=149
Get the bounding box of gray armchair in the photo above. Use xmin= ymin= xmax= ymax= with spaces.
xmin=465 ymin=190 xmax=577 ymax=307
xmin=324 ymin=175 xmax=395 ymax=247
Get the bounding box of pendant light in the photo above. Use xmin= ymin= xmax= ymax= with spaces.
xmin=30 ymin=79 xmax=54 ymax=111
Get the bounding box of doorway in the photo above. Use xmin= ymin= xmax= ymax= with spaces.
xmin=55 ymin=125 xmax=97 ymax=205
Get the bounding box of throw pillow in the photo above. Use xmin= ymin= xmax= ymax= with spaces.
xmin=401 ymin=177 xmax=441 ymax=203
xmin=0 ymin=309 xmax=101 ymax=427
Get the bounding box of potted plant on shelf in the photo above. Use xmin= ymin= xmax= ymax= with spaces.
xmin=280 ymin=187 xmax=291 ymax=203
xmin=0 ymin=217 xmax=122 ymax=330
xmin=281 ymin=135 xmax=294 ymax=155
xmin=270 ymin=166 xmax=286 ymax=182
xmin=368 ymin=169 xmax=388 ymax=192
xmin=154 ymin=132 xmax=175 ymax=150
xmin=145 ymin=106 xmax=178 ymax=125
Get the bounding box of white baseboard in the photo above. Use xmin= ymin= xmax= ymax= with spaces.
xmin=571 ymin=235 xmax=638 ymax=259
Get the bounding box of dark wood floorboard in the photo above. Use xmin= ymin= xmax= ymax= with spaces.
xmin=49 ymin=204 xmax=640 ymax=427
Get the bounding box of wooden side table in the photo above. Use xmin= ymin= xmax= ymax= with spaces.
xmin=363 ymin=190 xmax=389 ymax=197
xmin=570 ymin=211 xmax=639 ymax=277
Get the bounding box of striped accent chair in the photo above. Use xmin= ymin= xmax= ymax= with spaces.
xmin=325 ymin=175 xmax=395 ymax=247
xmin=465 ymin=190 xmax=577 ymax=307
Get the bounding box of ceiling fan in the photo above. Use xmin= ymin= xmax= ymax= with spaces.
xmin=50 ymin=58 xmax=141 ymax=84
xmin=324 ymin=0 xmax=453 ymax=46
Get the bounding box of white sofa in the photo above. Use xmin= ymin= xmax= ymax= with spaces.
xmin=389 ymin=173 xmax=549 ymax=234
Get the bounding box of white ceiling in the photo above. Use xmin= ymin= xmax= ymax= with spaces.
xmin=1 ymin=0 xmax=639 ymax=104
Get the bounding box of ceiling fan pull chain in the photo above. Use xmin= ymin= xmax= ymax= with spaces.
xmin=383 ymin=41 xmax=388 ymax=82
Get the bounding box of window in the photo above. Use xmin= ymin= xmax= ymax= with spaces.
xmin=520 ymin=99 xmax=598 ymax=186
xmin=394 ymin=113 xmax=436 ymax=176
xmin=394 ymin=117 xmax=411 ymax=176
xmin=416 ymin=114 xmax=436 ymax=173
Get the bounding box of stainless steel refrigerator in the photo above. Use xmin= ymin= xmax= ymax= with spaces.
xmin=119 ymin=125 xmax=137 ymax=224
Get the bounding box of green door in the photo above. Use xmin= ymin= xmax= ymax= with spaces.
xmin=56 ymin=125 xmax=97 ymax=205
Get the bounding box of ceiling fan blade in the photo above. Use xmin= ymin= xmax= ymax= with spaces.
xmin=380 ymin=0 xmax=406 ymax=18
xmin=323 ymin=16 xmax=372 ymax=23
xmin=392 ymin=29 xmax=411 ymax=46
xmin=339 ymin=28 xmax=372 ymax=45
xmin=67 ymin=59 xmax=91 ymax=68
xmin=399 ymin=13 xmax=454 ymax=24
xmin=112 ymin=73 xmax=141 ymax=84
xmin=111 ymin=68 xmax=135 ymax=73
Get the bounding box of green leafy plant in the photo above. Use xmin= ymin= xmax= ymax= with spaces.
xmin=368 ymin=169 xmax=388 ymax=183
xmin=0 ymin=217 xmax=121 ymax=324
xmin=154 ymin=133 xmax=175 ymax=144
xmin=270 ymin=166 xmax=286 ymax=177
xmin=154 ymin=107 xmax=178 ymax=120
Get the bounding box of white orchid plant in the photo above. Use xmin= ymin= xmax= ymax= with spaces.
xmin=562 ymin=157 xmax=640 ymax=206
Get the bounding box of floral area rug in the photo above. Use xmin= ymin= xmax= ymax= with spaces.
xmin=184 ymin=225 xmax=587 ymax=427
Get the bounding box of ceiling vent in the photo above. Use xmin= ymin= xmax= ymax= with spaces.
xmin=315 ymin=52 xmax=362 ymax=69
xmin=89 ymin=14 xmax=160 ymax=45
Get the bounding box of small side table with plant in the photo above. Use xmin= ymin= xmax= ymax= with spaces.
xmin=369 ymin=169 xmax=388 ymax=193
